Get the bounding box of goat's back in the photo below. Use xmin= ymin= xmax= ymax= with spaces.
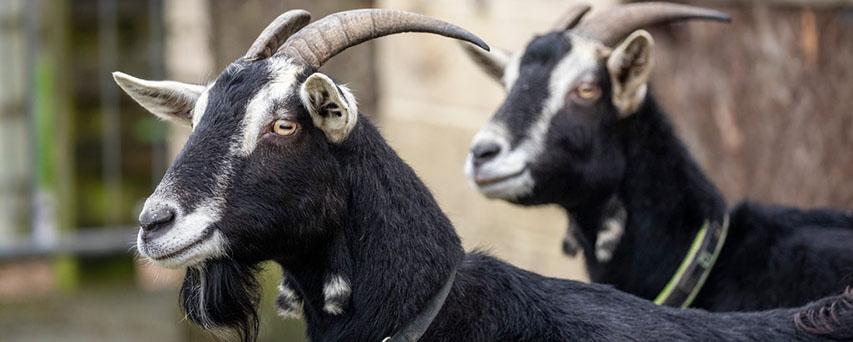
xmin=435 ymin=251 xmax=842 ymax=341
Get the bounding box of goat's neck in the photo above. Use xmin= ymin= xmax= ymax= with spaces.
xmin=566 ymin=95 xmax=727 ymax=300
xmin=282 ymin=119 xmax=464 ymax=341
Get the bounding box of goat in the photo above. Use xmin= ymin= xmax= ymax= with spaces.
xmin=115 ymin=7 xmax=853 ymax=342
xmin=462 ymin=2 xmax=853 ymax=312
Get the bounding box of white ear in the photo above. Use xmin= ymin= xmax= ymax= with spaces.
xmin=606 ymin=30 xmax=655 ymax=117
xmin=299 ymin=73 xmax=358 ymax=143
xmin=461 ymin=43 xmax=512 ymax=86
xmin=112 ymin=71 xmax=204 ymax=126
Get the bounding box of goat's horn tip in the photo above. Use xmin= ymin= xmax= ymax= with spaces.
xmin=472 ymin=40 xmax=491 ymax=52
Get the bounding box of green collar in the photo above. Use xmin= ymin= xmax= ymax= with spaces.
xmin=653 ymin=215 xmax=730 ymax=308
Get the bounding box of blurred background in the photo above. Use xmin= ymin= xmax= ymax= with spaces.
xmin=1 ymin=0 xmax=851 ymax=341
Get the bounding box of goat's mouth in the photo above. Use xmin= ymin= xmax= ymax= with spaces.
xmin=470 ymin=166 xmax=535 ymax=200
xmin=474 ymin=168 xmax=527 ymax=187
xmin=149 ymin=230 xmax=213 ymax=260
xmin=139 ymin=229 xmax=226 ymax=268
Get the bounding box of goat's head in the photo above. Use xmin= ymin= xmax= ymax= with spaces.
xmin=462 ymin=3 xmax=728 ymax=206
xmin=115 ymin=8 xmax=486 ymax=338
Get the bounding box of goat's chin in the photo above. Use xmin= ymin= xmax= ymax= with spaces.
xmin=180 ymin=260 xmax=261 ymax=342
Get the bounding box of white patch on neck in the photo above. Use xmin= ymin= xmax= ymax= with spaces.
xmin=322 ymin=274 xmax=350 ymax=315
xmin=595 ymin=196 xmax=627 ymax=263
xmin=595 ymin=218 xmax=624 ymax=262
xmin=276 ymin=280 xmax=304 ymax=319
xmin=240 ymin=58 xmax=302 ymax=156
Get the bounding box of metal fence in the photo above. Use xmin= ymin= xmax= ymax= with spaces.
xmin=0 ymin=0 xmax=167 ymax=260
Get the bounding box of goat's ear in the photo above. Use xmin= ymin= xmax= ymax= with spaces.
xmin=300 ymin=73 xmax=358 ymax=143
xmin=606 ymin=30 xmax=654 ymax=117
xmin=461 ymin=43 xmax=512 ymax=86
xmin=112 ymin=71 xmax=203 ymax=126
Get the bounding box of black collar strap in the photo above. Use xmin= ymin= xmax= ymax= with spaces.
xmin=382 ymin=268 xmax=458 ymax=342
xmin=654 ymin=215 xmax=730 ymax=308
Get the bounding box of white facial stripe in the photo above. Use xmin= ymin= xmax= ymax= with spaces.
xmin=241 ymin=59 xmax=301 ymax=156
xmin=467 ymin=35 xmax=605 ymax=199
xmin=191 ymin=82 xmax=214 ymax=129
xmin=526 ymin=35 xmax=601 ymax=159
xmin=502 ymin=52 xmax=522 ymax=90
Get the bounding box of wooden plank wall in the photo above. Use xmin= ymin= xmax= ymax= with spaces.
xmin=649 ymin=1 xmax=853 ymax=208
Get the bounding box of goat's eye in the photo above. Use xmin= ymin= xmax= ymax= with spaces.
xmin=272 ymin=119 xmax=299 ymax=136
xmin=575 ymin=83 xmax=601 ymax=101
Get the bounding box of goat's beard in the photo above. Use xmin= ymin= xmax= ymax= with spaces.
xmin=180 ymin=259 xmax=261 ymax=342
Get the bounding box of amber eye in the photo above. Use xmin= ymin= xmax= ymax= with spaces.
xmin=272 ymin=119 xmax=299 ymax=136
xmin=575 ymin=82 xmax=601 ymax=101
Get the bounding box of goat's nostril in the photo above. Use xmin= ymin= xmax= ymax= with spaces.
xmin=471 ymin=142 xmax=502 ymax=166
xmin=139 ymin=206 xmax=176 ymax=232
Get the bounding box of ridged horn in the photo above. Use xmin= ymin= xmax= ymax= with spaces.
xmin=574 ymin=2 xmax=730 ymax=46
xmin=552 ymin=3 xmax=592 ymax=31
xmin=277 ymin=9 xmax=489 ymax=70
xmin=244 ymin=10 xmax=311 ymax=61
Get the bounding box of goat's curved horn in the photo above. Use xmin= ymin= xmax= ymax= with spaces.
xmin=574 ymin=2 xmax=730 ymax=46
xmin=552 ymin=3 xmax=592 ymax=31
xmin=244 ymin=10 xmax=312 ymax=61
xmin=277 ymin=9 xmax=489 ymax=70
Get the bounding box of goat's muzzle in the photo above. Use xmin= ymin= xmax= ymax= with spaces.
xmin=139 ymin=204 xmax=177 ymax=242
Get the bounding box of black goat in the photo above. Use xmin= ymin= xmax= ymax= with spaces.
xmin=115 ymin=8 xmax=853 ymax=342
xmin=462 ymin=2 xmax=853 ymax=312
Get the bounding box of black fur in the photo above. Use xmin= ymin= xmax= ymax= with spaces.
xmin=196 ymin=113 xmax=853 ymax=341
xmin=470 ymin=32 xmax=853 ymax=312
xmin=180 ymin=261 xmax=261 ymax=341
xmin=151 ymin=53 xmax=853 ymax=339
